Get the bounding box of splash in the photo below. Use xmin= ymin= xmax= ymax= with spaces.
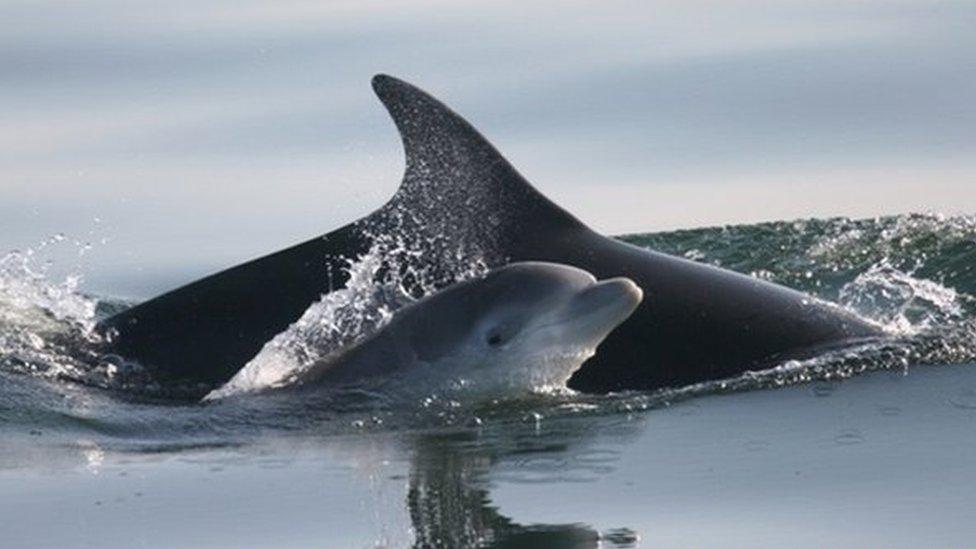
xmin=207 ymin=214 xmax=491 ymax=399
xmin=0 ymin=236 xmax=97 ymax=329
xmin=838 ymin=260 xmax=964 ymax=334
xmin=0 ymin=237 xmax=100 ymax=383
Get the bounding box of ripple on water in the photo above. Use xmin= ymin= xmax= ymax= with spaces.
xmin=834 ymin=429 xmax=866 ymax=446
xmin=948 ymin=388 xmax=976 ymax=410
xmin=879 ymin=405 xmax=902 ymax=416
xmin=501 ymin=448 xmax=622 ymax=484
xmin=572 ymin=448 xmax=621 ymax=466
xmin=600 ymin=527 xmax=641 ymax=548
xmin=811 ymin=382 xmax=839 ymax=398
xmin=744 ymin=439 xmax=771 ymax=452
xmin=516 ymin=455 xmax=568 ymax=472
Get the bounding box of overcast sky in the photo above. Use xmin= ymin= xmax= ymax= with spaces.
xmin=2 ymin=0 xmax=974 ymax=297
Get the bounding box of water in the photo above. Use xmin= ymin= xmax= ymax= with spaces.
xmin=2 ymin=213 xmax=976 ymax=547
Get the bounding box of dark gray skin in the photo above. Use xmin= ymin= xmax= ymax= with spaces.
xmin=283 ymin=263 xmax=642 ymax=398
xmin=97 ymin=74 xmax=884 ymax=397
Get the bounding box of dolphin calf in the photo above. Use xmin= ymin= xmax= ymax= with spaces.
xmin=208 ymin=262 xmax=642 ymax=400
xmin=97 ymin=74 xmax=882 ymax=395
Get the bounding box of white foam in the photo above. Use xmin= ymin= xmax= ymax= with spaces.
xmin=0 ymin=237 xmax=100 ymax=381
xmin=839 ymin=259 xmax=964 ymax=335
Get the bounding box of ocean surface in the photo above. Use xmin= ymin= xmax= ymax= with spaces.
xmin=2 ymin=213 xmax=975 ymax=548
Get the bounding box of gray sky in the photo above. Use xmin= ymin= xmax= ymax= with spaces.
xmin=2 ymin=0 xmax=974 ymax=297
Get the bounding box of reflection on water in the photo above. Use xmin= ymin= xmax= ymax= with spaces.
xmin=6 ymin=363 xmax=976 ymax=547
xmin=406 ymin=419 xmax=644 ymax=548
xmin=0 ymin=377 xmax=646 ymax=548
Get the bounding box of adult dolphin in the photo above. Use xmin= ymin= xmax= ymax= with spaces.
xmin=97 ymin=74 xmax=882 ymax=394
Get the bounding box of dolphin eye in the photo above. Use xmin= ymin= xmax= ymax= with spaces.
xmin=485 ymin=321 xmax=519 ymax=348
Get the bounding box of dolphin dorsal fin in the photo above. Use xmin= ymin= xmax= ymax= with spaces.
xmin=370 ymin=75 xmax=585 ymax=248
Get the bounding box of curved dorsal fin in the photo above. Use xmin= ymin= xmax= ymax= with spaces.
xmin=370 ymin=74 xmax=585 ymax=238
